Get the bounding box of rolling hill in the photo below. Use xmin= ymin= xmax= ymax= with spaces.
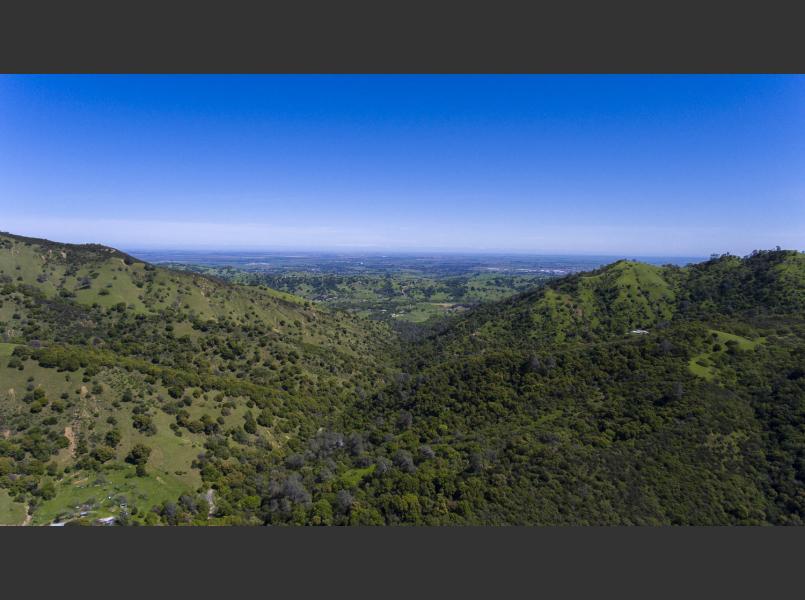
xmin=1 ymin=231 xmax=803 ymax=525
xmin=0 ymin=231 xmax=395 ymax=525
xmin=231 ymin=250 xmax=805 ymax=525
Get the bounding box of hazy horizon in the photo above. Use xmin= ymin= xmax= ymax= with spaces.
xmin=2 ymin=75 xmax=803 ymax=255
xmin=0 ymin=220 xmax=791 ymax=259
xmin=125 ymin=247 xmax=708 ymax=261
xmin=0 ymin=227 xmax=712 ymax=261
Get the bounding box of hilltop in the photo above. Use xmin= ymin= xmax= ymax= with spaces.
xmin=1 ymin=232 xmax=803 ymax=525
xmin=428 ymin=251 xmax=805 ymax=351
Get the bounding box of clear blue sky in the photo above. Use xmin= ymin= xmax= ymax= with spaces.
xmin=1 ymin=75 xmax=802 ymax=255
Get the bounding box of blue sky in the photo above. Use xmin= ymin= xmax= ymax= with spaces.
xmin=1 ymin=75 xmax=802 ymax=255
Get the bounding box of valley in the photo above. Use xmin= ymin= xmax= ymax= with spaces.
xmin=1 ymin=231 xmax=803 ymax=525
xmin=145 ymin=250 xmax=702 ymax=328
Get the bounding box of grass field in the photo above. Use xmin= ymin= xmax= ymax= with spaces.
xmin=30 ymin=394 xmax=204 ymax=524
xmin=688 ymin=329 xmax=763 ymax=381
xmin=32 ymin=464 xmax=197 ymax=525
xmin=340 ymin=464 xmax=376 ymax=487
xmin=0 ymin=489 xmax=27 ymax=525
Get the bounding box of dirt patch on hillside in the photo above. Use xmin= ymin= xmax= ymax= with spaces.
xmin=64 ymin=425 xmax=77 ymax=457
xmin=205 ymin=489 xmax=216 ymax=517
xmin=79 ymin=385 xmax=88 ymax=398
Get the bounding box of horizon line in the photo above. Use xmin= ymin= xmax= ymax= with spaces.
xmin=122 ymin=246 xmax=712 ymax=259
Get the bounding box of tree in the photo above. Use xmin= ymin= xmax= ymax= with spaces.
xmin=393 ymin=450 xmax=416 ymax=473
xmin=132 ymin=413 xmax=156 ymax=435
xmin=396 ymin=411 xmax=413 ymax=430
xmin=335 ymin=490 xmax=354 ymax=514
xmin=243 ymin=411 xmax=257 ymax=434
xmin=281 ymin=474 xmax=311 ymax=505
xmin=312 ymin=499 xmax=333 ymax=525
xmin=285 ymin=453 xmax=305 ymax=470
xmin=92 ymin=446 xmax=116 ymax=463
xmin=126 ymin=444 xmax=152 ymax=466
xmin=105 ymin=429 xmax=122 ymax=448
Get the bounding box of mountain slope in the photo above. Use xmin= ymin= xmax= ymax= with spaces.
xmin=1 ymin=234 xmax=803 ymax=526
xmin=226 ymin=250 xmax=804 ymax=525
xmin=0 ymin=232 xmax=395 ymax=525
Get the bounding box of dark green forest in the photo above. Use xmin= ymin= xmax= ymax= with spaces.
xmin=0 ymin=231 xmax=802 ymax=525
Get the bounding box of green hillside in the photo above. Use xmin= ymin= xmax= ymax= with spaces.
xmin=1 ymin=232 xmax=803 ymax=526
xmin=195 ymin=249 xmax=804 ymax=525
xmin=0 ymin=232 xmax=395 ymax=525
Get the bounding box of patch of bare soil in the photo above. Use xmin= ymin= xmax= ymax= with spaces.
xmin=64 ymin=425 xmax=77 ymax=457
xmin=22 ymin=505 xmax=32 ymax=526
xmin=205 ymin=489 xmax=216 ymax=517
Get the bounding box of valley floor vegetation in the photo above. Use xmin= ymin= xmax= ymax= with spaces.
xmin=0 ymin=231 xmax=803 ymax=525
xmin=160 ymin=259 xmax=559 ymax=332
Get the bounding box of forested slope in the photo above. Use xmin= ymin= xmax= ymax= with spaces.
xmin=0 ymin=232 xmax=395 ymax=524
xmin=1 ymin=232 xmax=802 ymax=525
xmin=234 ymin=251 xmax=804 ymax=525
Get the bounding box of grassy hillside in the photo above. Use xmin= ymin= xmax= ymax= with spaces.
xmin=418 ymin=251 xmax=804 ymax=354
xmin=0 ymin=232 xmax=396 ymax=525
